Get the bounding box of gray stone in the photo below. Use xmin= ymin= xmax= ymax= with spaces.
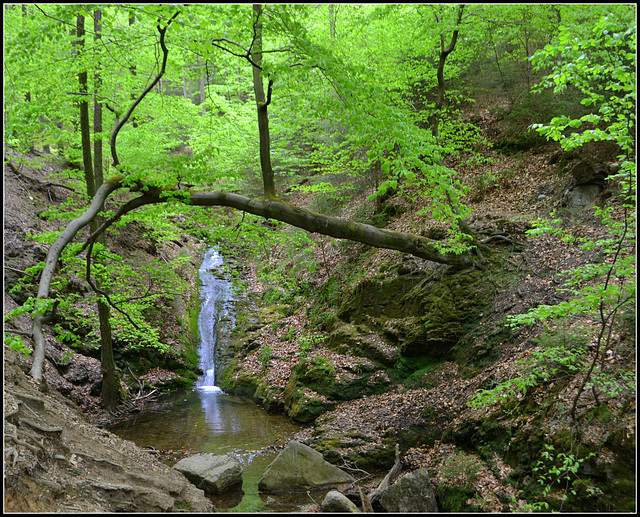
xmin=321 ymin=490 xmax=361 ymax=513
xmin=258 ymin=441 xmax=354 ymax=492
xmin=564 ymin=184 xmax=601 ymax=208
xmin=173 ymin=453 xmax=243 ymax=494
xmin=379 ymin=469 xmax=438 ymax=513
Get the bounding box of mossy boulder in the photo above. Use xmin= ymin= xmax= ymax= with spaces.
xmin=338 ymin=274 xmax=420 ymax=321
xmin=283 ymin=371 xmax=335 ymax=423
xmin=306 ymin=425 xmax=396 ymax=470
xmin=328 ymin=323 xmax=397 ymax=365
xmin=258 ymin=441 xmax=354 ymax=492
xmin=284 ymin=386 xmax=335 ymax=423
xmin=334 ymin=268 xmax=492 ymax=360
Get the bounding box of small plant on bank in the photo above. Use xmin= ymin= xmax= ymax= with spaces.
xmin=259 ymin=345 xmax=271 ymax=370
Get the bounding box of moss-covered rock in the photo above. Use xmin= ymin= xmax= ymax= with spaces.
xmin=283 ymin=371 xmax=335 ymax=423
xmin=328 ymin=323 xmax=397 ymax=365
xmin=306 ymin=426 xmax=396 ymax=470
xmin=334 ymin=267 xmax=492 ymax=361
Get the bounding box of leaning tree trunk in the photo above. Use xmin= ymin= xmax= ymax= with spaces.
xmin=28 ymin=12 xmax=180 ymax=386
xmin=29 ymin=181 xmax=123 ymax=383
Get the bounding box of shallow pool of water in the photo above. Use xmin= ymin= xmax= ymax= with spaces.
xmin=110 ymin=388 xmax=315 ymax=512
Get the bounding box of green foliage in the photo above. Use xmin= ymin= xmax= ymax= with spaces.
xmin=470 ymin=323 xmax=589 ymax=408
xmin=296 ymin=334 xmax=323 ymax=360
xmin=530 ymin=14 xmax=636 ymax=154
xmin=533 ymin=443 xmax=597 ymax=511
xmin=5 ymin=334 xmax=33 ymax=357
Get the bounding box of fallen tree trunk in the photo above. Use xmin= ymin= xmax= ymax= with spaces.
xmin=189 ymin=190 xmax=476 ymax=267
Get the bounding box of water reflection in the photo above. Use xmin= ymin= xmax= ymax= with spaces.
xmin=111 ymin=389 xmax=300 ymax=454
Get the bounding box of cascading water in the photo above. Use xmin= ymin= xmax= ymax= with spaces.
xmin=196 ymin=248 xmax=235 ymax=392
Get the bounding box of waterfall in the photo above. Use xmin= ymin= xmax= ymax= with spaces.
xmin=196 ymin=248 xmax=234 ymax=393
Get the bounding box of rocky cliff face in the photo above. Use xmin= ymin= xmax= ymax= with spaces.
xmin=4 ymin=343 xmax=214 ymax=512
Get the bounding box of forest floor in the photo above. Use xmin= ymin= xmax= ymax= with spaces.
xmin=3 ymin=98 xmax=635 ymax=511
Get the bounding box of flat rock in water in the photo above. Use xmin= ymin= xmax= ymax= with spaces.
xmin=173 ymin=453 xmax=243 ymax=494
xmin=258 ymin=441 xmax=354 ymax=492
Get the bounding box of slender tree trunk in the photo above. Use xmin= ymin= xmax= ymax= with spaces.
xmin=76 ymin=14 xmax=95 ymax=198
xmin=430 ymin=4 xmax=464 ymax=143
xmin=251 ymin=4 xmax=277 ymax=198
xmin=183 ymin=67 xmax=189 ymax=99
xmin=329 ymin=4 xmax=336 ymax=43
xmin=93 ymin=7 xmax=104 ymax=188
xmin=98 ymin=297 xmax=120 ymax=410
xmin=93 ymin=6 xmax=121 ymax=411
xmin=129 ymin=13 xmax=139 ymax=128
xmin=198 ymin=59 xmax=206 ymax=114
xmin=40 ymin=115 xmax=51 ymax=154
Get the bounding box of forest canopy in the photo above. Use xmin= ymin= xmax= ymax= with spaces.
xmin=3 ymin=4 xmax=636 ymax=405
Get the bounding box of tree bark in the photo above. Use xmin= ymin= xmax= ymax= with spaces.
xmin=98 ymin=297 xmax=120 ymax=411
xmin=430 ymin=4 xmax=465 ymax=143
xmin=76 ymin=14 xmax=95 ymax=198
xmin=189 ymin=191 xmax=475 ymax=266
xmin=251 ymin=4 xmax=277 ymax=198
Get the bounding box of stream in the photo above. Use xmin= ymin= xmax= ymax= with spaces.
xmin=110 ymin=249 xmax=309 ymax=512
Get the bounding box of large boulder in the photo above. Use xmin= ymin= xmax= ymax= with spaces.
xmin=379 ymin=469 xmax=439 ymax=513
xmin=173 ymin=453 xmax=243 ymax=494
xmin=258 ymin=441 xmax=354 ymax=492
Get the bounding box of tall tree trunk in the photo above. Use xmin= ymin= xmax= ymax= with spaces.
xmin=21 ymin=5 xmax=35 ymax=153
xmin=76 ymin=14 xmax=95 ymax=198
xmin=94 ymin=6 xmax=121 ymax=411
xmin=93 ymin=7 xmax=104 ymax=188
xmin=183 ymin=67 xmax=189 ymax=99
xmin=251 ymin=4 xmax=277 ymax=199
xmin=198 ymin=59 xmax=207 ymax=114
xmin=129 ymin=13 xmax=139 ymax=128
xmin=329 ymin=4 xmax=336 ymax=43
